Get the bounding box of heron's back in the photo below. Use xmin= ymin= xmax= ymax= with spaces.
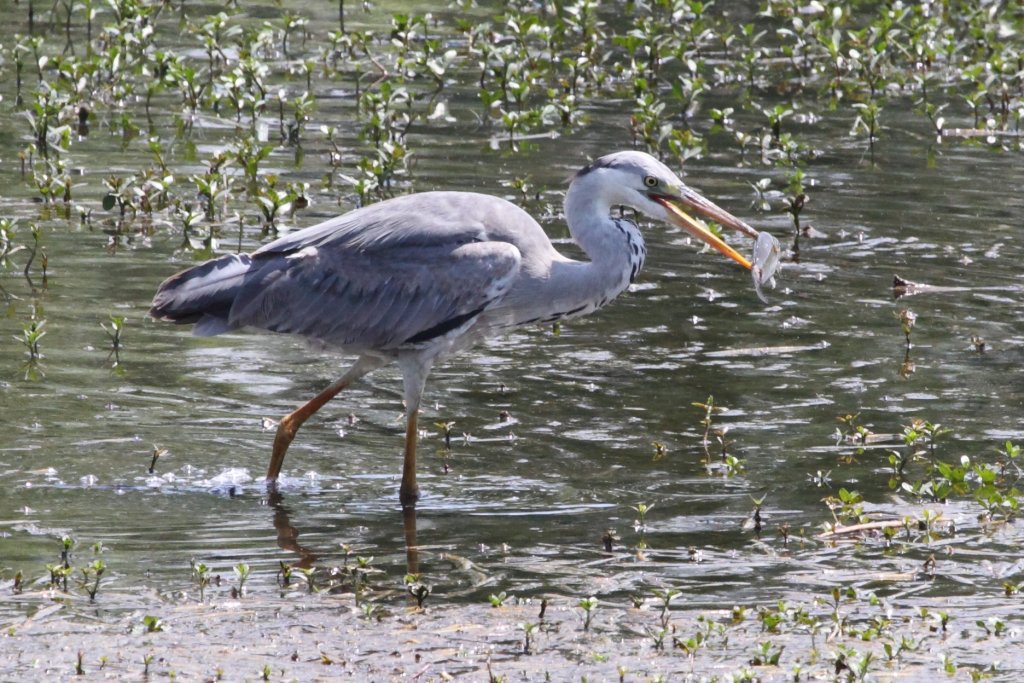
xmin=150 ymin=191 xmax=557 ymax=349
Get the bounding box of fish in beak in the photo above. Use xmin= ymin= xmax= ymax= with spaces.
xmin=651 ymin=186 xmax=781 ymax=302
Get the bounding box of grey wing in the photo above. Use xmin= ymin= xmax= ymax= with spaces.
xmin=227 ymin=240 xmax=522 ymax=350
xmin=251 ymin=191 xmax=551 ymax=257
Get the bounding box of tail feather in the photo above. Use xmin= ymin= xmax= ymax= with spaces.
xmin=150 ymin=254 xmax=252 ymax=336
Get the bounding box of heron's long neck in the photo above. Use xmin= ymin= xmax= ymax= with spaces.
xmin=550 ymin=179 xmax=646 ymax=316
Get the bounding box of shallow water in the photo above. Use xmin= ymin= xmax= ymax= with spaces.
xmin=1 ymin=1 xmax=1024 ymax=679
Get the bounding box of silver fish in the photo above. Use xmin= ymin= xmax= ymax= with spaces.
xmin=751 ymin=231 xmax=781 ymax=303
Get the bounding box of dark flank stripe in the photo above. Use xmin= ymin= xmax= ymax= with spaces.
xmin=405 ymin=306 xmax=486 ymax=344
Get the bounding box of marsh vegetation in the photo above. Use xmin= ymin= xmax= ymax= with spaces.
xmin=1 ymin=0 xmax=1024 ymax=679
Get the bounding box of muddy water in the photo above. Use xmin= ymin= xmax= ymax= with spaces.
xmin=1 ymin=1 xmax=1024 ymax=680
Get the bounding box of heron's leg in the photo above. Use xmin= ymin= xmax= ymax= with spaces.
xmin=397 ymin=356 xmax=432 ymax=508
xmin=402 ymin=505 xmax=419 ymax=576
xmin=266 ymin=355 xmax=385 ymax=484
xmin=399 ymin=407 xmax=420 ymax=507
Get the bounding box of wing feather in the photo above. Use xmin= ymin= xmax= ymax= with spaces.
xmin=228 ymin=240 xmax=521 ymax=350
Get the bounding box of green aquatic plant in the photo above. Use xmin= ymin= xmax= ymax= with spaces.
xmin=232 ymin=562 xmax=250 ymax=597
xmin=190 ymin=560 xmax=212 ymax=602
xmin=578 ymin=596 xmax=598 ymax=632
xmin=17 ymin=317 xmax=47 ymax=362
xmin=518 ymin=621 xmax=537 ymax=654
xmin=47 ymin=562 xmax=72 ymax=591
xmin=749 ymin=640 xmax=783 ymax=666
xmin=651 ymin=441 xmax=666 ymax=461
xmin=253 ymin=176 xmax=306 ymax=233
xmin=692 ymin=393 xmax=741 ymax=473
xmin=435 ymin=421 xmax=455 ymax=449
xmin=174 ymin=206 xmax=205 ymax=250
xmin=77 ymin=560 xmax=106 ymax=601
xmin=18 ymin=224 xmax=48 ymax=284
xmin=0 ymin=218 xmax=24 ymax=275
xmin=101 ymin=175 xmax=138 ymax=219
xmin=834 ymin=412 xmax=871 ymax=445
xmin=360 ymin=602 xmax=382 ymax=621
xmin=824 ymin=488 xmax=866 ymax=526
xmin=190 ymin=161 xmax=234 ymax=224
xmin=902 ymin=419 xmax=950 ymax=462
xmin=102 ymin=315 xmax=126 ymax=365
xmin=630 ymin=501 xmax=653 ymax=531
xmin=651 ymin=587 xmax=680 ymax=629
xmin=692 ymin=395 xmax=727 ymax=463
xmin=276 ymin=561 xmax=293 ymax=588
xmin=299 ymin=566 xmax=317 ymax=593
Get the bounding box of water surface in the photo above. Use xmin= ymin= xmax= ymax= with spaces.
xmin=1 ymin=1 xmax=1023 ymax=679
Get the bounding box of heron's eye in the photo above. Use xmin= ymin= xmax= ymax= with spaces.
xmin=643 ymin=175 xmax=658 ymax=188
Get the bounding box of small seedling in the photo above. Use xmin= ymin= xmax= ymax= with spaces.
xmin=360 ymin=602 xmax=383 ymax=621
xmin=17 ymin=317 xmax=47 ymax=361
xmin=77 ymin=560 xmax=106 ymax=601
xmin=277 ymin=561 xmax=293 ymax=588
xmin=233 ymin=562 xmax=250 ymax=596
xmin=519 ymin=621 xmax=537 ymax=654
xmin=102 ymin=315 xmax=126 ymax=364
xmin=299 ymin=566 xmax=317 ymax=593
xmin=435 ymin=420 xmax=455 ymax=449
xmin=652 ymin=441 xmax=667 ymax=461
xmin=143 ymin=615 xmax=164 ymax=633
xmin=896 ymin=308 xmax=916 ymax=346
xmin=579 ymin=596 xmax=598 ymax=632
xmin=749 ymin=640 xmax=783 ymax=666
xmin=651 ymin=587 xmax=681 ymax=628
xmin=61 ymin=535 xmax=74 ymax=567
xmin=692 ymin=395 xmax=725 ymax=461
xmin=190 ymin=560 xmax=212 ymax=602
xmin=488 ymin=591 xmax=509 ymax=608
xmin=631 ymin=502 xmax=654 ymax=530
xmin=47 ymin=563 xmax=72 ymax=591
xmin=745 ymin=494 xmax=766 ymax=535
xmin=976 ymin=617 xmax=1006 ymax=637
xmin=648 ymin=626 xmax=669 ymax=650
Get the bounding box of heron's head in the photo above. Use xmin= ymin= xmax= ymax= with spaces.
xmin=574 ymin=150 xmax=758 ymax=269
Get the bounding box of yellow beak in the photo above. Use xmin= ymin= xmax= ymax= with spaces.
xmin=653 ymin=190 xmax=756 ymax=270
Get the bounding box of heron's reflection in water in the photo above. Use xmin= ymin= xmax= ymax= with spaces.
xmin=264 ymin=490 xmax=420 ymax=576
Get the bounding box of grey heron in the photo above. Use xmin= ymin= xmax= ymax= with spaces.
xmin=151 ymin=150 xmax=772 ymax=508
